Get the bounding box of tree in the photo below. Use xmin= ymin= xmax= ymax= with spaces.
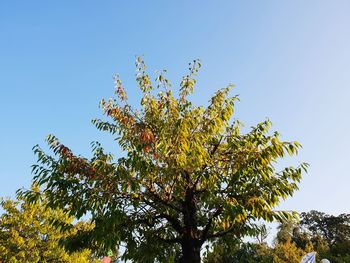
xmin=301 ymin=211 xmax=350 ymax=248
xmin=300 ymin=211 xmax=350 ymax=262
xmin=0 ymin=192 xmax=96 ymax=263
xmin=204 ymin=239 xmax=256 ymax=263
xmin=273 ymin=240 xmax=305 ymax=263
xmin=204 ymin=210 xmax=350 ymax=263
xmin=203 ymin=235 xmax=273 ymax=263
xmin=21 ymin=57 xmax=308 ymax=262
xmin=275 ymin=220 xmax=295 ymax=244
xmin=273 ymin=220 xmax=314 ymax=263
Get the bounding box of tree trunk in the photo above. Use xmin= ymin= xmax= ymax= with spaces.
xmin=180 ymin=186 xmax=202 ymax=263
xmin=180 ymin=240 xmax=201 ymax=263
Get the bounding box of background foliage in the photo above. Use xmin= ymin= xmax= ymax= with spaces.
xmin=0 ymin=193 xmax=97 ymax=263
xmin=204 ymin=211 xmax=350 ymax=263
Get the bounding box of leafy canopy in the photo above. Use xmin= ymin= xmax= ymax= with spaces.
xmin=0 ymin=192 xmax=96 ymax=263
xmin=21 ymin=57 xmax=307 ymax=262
xmin=300 ymin=210 xmax=350 ymax=261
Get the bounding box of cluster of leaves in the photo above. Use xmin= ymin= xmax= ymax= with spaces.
xmin=204 ymin=210 xmax=350 ymax=263
xmin=20 ymin=57 xmax=307 ymax=262
xmin=0 ymin=192 xmax=98 ymax=263
xmin=300 ymin=211 xmax=350 ymax=262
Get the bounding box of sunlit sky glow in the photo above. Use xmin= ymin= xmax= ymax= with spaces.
xmin=1 ymin=1 xmax=349 ymax=216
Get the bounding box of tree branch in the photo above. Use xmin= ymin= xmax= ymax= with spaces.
xmin=192 ymin=135 xmax=224 ymax=191
xmin=207 ymin=225 xmax=243 ymax=239
xmin=156 ymin=236 xmax=183 ymax=244
xmin=144 ymin=184 xmax=183 ymax=213
xmin=200 ymin=206 xmax=222 ymax=243
xmin=159 ymin=212 xmax=183 ymax=233
xmin=142 ymin=199 xmax=183 ymax=234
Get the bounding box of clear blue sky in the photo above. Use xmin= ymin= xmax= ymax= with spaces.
xmin=1 ymin=1 xmax=349 ymax=215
